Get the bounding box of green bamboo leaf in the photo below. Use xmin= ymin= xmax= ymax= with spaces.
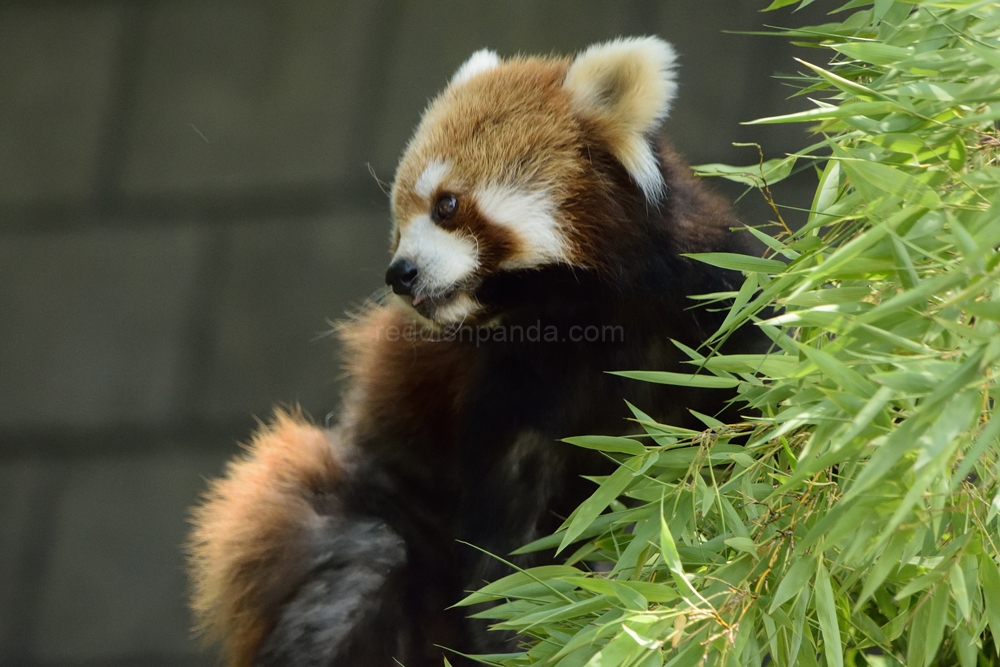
xmin=797 ymin=344 xmax=877 ymax=397
xmin=692 ymin=353 xmax=799 ymax=377
xmin=847 ymin=369 xmax=983 ymax=501
xmin=729 ymin=452 xmax=756 ymax=468
xmin=814 ymin=562 xmax=844 ymax=667
xmin=657 ymin=444 xmax=745 ymax=469
xmin=608 ymin=580 xmax=647 ymax=611
xmin=745 ymin=225 xmax=790 ymax=254
xmin=965 ymin=39 xmax=1000 ymax=70
xmin=724 ymin=537 xmax=758 ymax=557
xmin=684 ymin=252 xmax=786 ymax=273
xmin=896 ymin=569 xmax=946 ymax=600
xmin=963 ymin=299 xmax=1000 ymax=321
xmin=746 ymin=101 xmax=900 ymax=125
xmin=659 ymin=509 xmax=683 ymax=575
xmin=839 ymin=158 xmax=941 ymax=207
xmin=605 ymin=516 xmax=657 ymax=577
xmin=907 ymin=597 xmax=930 ymax=667
xmin=788 ymin=588 xmax=811 ymax=665
xmin=663 ymin=642 xmax=704 ymax=667
xmin=864 ymin=132 xmax=926 ymax=156
xmin=833 ymin=42 xmax=913 ymax=65
xmin=954 ymin=416 xmax=1000 ymax=485
xmin=454 ymin=565 xmax=581 ymax=606
xmin=719 ymin=273 xmax=759 ymax=332
xmin=950 ymin=563 xmax=971 ymax=622
xmin=954 ymin=625 xmax=979 ymax=667
xmin=871 ymin=371 xmax=939 ymax=394
xmin=611 ymin=370 xmax=739 ymax=389
xmin=583 ymin=631 xmax=643 ymax=667
xmin=896 ymin=80 xmax=960 ymax=101
xmin=563 ymin=436 xmax=647 ymax=456
xmin=810 ymin=159 xmax=842 ymax=224
xmin=980 ymin=554 xmax=1000 ymax=655
xmin=625 ymin=401 xmax=691 ymax=447
xmin=498 ymin=595 xmax=608 ymax=629
xmin=558 ymin=457 xmax=642 ymax=552
xmin=782 ymin=286 xmax=872 ymax=308
xmin=770 ymin=556 xmax=817 ymax=612
xmin=856 ymin=529 xmax=912 ymax=610
xmin=512 ymin=505 xmax=649 ymax=554
xmin=924 ymin=584 xmax=949 ymax=666
xmin=797 ymin=57 xmax=888 ymax=101
xmin=948 ymin=134 xmax=967 ymax=171
xmin=692 ymin=156 xmax=796 ymax=186
xmin=763 ymin=0 xmax=801 ymax=9
xmin=616 ymin=581 xmax=680 ymax=603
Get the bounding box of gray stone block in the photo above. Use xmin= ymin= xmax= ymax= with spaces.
xmin=123 ymin=0 xmax=382 ymax=197
xmin=655 ymin=2 xmax=764 ymax=164
xmin=0 ymin=459 xmax=51 ymax=663
xmin=200 ymin=208 xmax=390 ymax=422
xmin=31 ymin=450 xmax=227 ymax=663
xmin=0 ymin=226 xmax=205 ymax=430
xmin=0 ymin=5 xmax=122 ymax=205
xmin=368 ymin=0 xmax=636 ymax=177
xmin=658 ymin=1 xmax=830 ymax=164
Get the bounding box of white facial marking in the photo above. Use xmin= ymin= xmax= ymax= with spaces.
xmin=394 ymin=214 xmax=478 ymax=294
xmin=415 ymin=159 xmax=450 ymax=200
xmin=451 ymin=49 xmax=501 ymax=86
xmin=475 ymin=186 xmax=572 ymax=269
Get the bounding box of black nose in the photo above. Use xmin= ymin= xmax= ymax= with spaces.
xmin=385 ymin=258 xmax=419 ymax=296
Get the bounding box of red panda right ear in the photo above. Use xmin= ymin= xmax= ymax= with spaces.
xmin=564 ymin=37 xmax=678 ymax=202
xmin=451 ymin=48 xmax=501 ymax=86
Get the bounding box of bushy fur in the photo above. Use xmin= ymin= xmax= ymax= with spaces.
xmin=189 ymin=37 xmax=765 ymax=666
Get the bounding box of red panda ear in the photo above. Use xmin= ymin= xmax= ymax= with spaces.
xmin=451 ymin=48 xmax=501 ymax=86
xmin=564 ymin=37 xmax=678 ymax=202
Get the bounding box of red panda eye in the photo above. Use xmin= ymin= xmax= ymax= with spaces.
xmin=431 ymin=194 xmax=458 ymax=223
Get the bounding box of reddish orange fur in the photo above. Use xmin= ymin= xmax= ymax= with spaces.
xmin=188 ymin=307 xmax=474 ymax=666
xmin=339 ymin=302 xmax=475 ymax=445
xmin=188 ymin=411 xmax=344 ymax=667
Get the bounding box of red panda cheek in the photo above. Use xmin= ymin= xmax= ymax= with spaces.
xmin=460 ymin=207 xmax=519 ymax=272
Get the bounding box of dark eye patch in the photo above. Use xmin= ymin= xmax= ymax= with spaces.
xmin=431 ymin=193 xmax=459 ymax=224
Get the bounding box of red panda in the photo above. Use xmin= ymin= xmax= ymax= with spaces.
xmin=188 ymin=37 xmax=765 ymax=667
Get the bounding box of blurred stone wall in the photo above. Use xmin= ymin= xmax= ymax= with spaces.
xmin=0 ymin=1 xmax=825 ymax=665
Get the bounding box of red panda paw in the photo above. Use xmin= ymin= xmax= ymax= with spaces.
xmin=187 ymin=410 xmax=345 ymax=667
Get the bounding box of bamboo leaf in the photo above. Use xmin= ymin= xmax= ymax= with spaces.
xmin=558 ymin=458 xmax=642 ymax=552
xmin=746 ymin=101 xmax=901 ymax=124
xmin=924 ymin=584 xmax=949 ymax=666
xmin=454 ymin=565 xmax=582 ymax=607
xmin=981 ymin=554 xmax=1000 ymax=655
xmin=563 ymin=436 xmax=647 ymax=456
xmin=692 ymin=157 xmax=796 ymax=186
xmin=839 ymin=158 xmax=941 ymax=207
xmin=610 ymin=370 xmax=740 ymax=389
xmin=770 ymin=556 xmax=818 ymax=612
xmin=659 ymin=508 xmax=683 ymax=575
xmin=684 ymin=252 xmax=787 ymax=274
xmin=724 ymin=537 xmax=758 ymax=557
xmin=833 ymin=42 xmax=913 ymax=66
xmin=814 ymin=563 xmax=844 ymax=667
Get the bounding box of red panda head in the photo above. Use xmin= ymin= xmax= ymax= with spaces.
xmin=387 ymin=37 xmax=678 ymax=326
